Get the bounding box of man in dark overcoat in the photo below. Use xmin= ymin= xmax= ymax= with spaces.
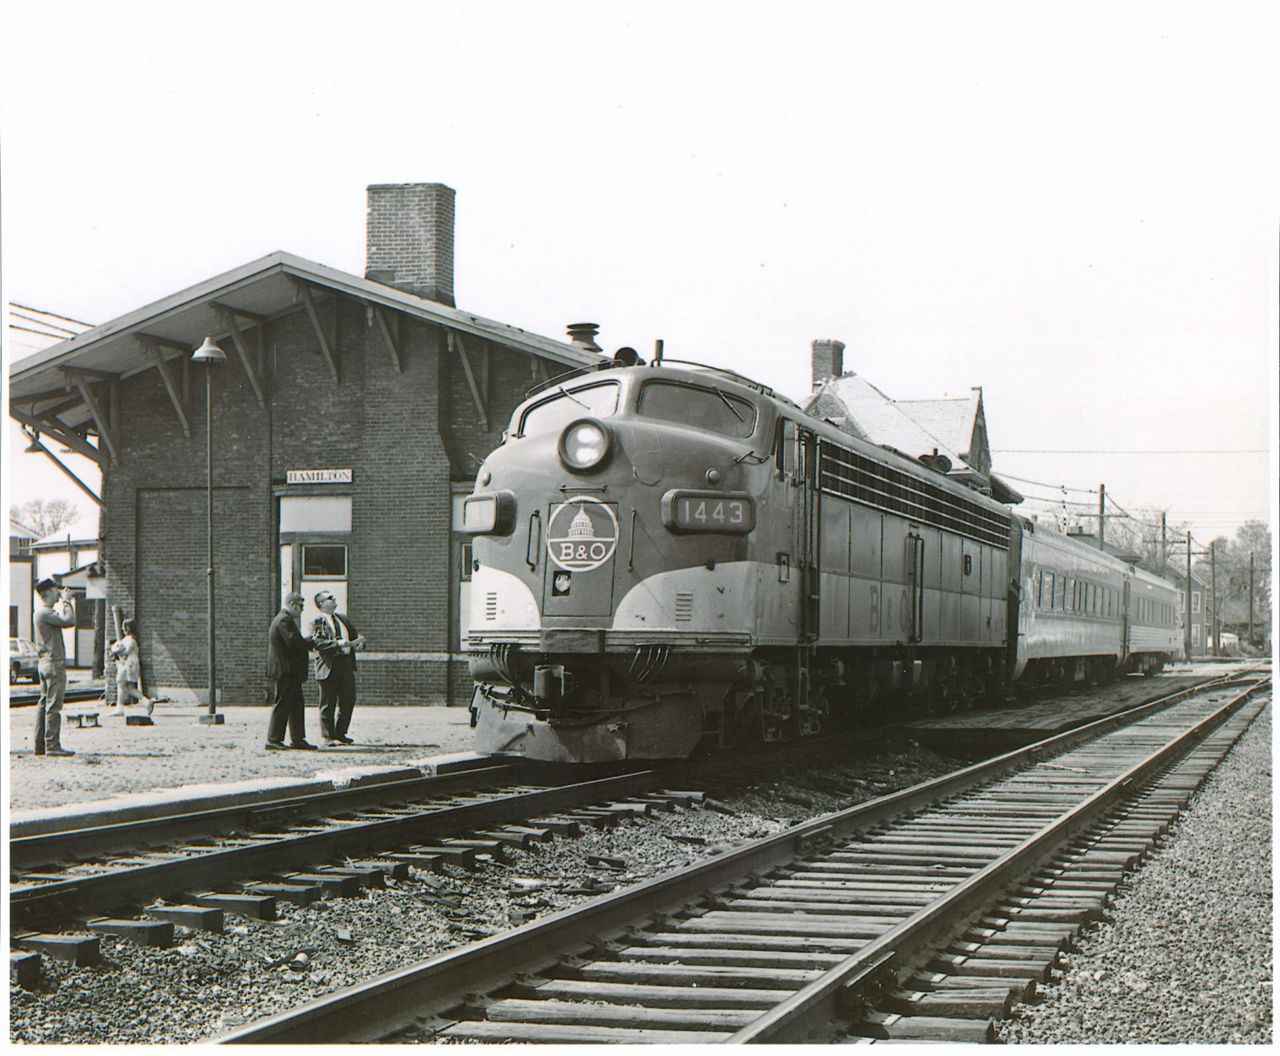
xmin=266 ymin=592 xmax=316 ymax=750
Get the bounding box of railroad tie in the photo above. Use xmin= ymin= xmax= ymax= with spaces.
xmin=526 ymin=816 xmax=582 ymax=836
xmin=346 ymin=859 xmax=412 ymax=880
xmin=87 ymin=918 xmax=176 ymax=948
xmin=852 ymin=1011 xmax=996 ymax=1043
xmin=12 ymin=932 xmax=100 ymax=965
xmin=10 ymin=951 xmax=42 ymax=989
xmin=884 ymin=986 xmax=1014 ymax=1019
xmin=145 ymin=904 xmax=224 ymax=932
xmin=242 ymin=881 xmax=323 ymax=905
xmin=280 ymin=872 xmax=363 ymax=897
xmin=188 ymin=892 xmax=278 ymax=920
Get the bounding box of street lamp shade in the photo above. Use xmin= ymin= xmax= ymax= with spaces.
xmin=192 ymin=335 xmax=227 ymax=365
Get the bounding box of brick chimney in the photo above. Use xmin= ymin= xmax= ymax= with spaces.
xmin=365 ymin=183 xmax=455 ymax=306
xmin=811 ymin=339 xmax=845 ymax=388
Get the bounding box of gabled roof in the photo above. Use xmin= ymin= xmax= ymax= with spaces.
xmin=9 ymin=251 xmax=602 ymax=432
xmin=803 ymin=373 xmax=1022 ymax=505
xmin=811 ymin=375 xmax=968 ymax=468
xmin=893 ymin=394 xmax=980 ymax=458
xmin=34 ymin=511 xmax=100 ymax=548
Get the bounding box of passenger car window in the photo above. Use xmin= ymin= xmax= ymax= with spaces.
xmin=638 ymin=381 xmax=756 ymax=439
xmin=520 ymin=382 xmax=620 ymax=438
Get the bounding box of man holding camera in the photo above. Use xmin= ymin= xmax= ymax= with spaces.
xmin=33 ymin=578 xmax=77 ymax=756
xmin=311 ymin=591 xmax=366 ymax=746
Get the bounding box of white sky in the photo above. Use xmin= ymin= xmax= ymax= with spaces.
xmin=3 ymin=0 xmax=1276 ymax=550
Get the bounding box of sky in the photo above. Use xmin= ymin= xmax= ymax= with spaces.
xmin=3 ymin=0 xmax=1277 ymax=554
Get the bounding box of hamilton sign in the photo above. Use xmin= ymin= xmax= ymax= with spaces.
xmin=287 ymin=469 xmax=353 ymax=484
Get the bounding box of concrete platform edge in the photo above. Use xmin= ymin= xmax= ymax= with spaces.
xmin=10 ymin=751 xmax=503 ymax=837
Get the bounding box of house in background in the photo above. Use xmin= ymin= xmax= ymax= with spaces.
xmin=1168 ymin=569 xmax=1214 ymax=658
xmin=9 ymin=519 xmax=38 ymax=640
xmin=803 ymin=339 xmax=1024 ymax=505
xmin=30 ymin=510 xmax=100 ymax=667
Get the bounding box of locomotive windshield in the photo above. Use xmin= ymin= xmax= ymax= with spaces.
xmin=519 ymin=381 xmax=620 ymax=437
xmin=637 ymin=380 xmax=756 ymax=438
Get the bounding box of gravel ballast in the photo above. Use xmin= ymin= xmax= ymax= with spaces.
xmin=8 ymin=743 xmax=955 ymax=1044
xmin=999 ymin=704 xmax=1272 ymax=1044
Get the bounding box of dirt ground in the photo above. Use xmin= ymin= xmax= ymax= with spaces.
xmin=8 ymin=703 xmax=475 ymax=813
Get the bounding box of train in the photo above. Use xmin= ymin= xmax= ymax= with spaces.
xmin=461 ymin=359 xmax=1181 ymax=762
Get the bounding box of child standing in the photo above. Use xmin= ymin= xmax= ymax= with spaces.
xmin=109 ymin=618 xmax=153 ymax=716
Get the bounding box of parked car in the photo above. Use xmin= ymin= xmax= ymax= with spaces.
xmin=10 ymin=638 xmax=38 ymax=683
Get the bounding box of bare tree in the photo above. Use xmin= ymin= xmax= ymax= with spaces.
xmin=10 ymin=498 xmax=80 ymax=539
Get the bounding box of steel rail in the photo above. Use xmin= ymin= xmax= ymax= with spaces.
xmin=729 ymin=676 xmax=1270 ymax=1042
xmin=217 ymin=669 xmax=1267 ymax=1044
xmin=9 ymin=761 xmax=529 ymax=866
xmin=10 ymin=770 xmax=661 ymax=924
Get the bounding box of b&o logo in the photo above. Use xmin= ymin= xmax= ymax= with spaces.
xmin=547 ymin=498 xmax=619 ymax=572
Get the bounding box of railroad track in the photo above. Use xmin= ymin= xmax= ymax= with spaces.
xmin=8 ymin=760 xmax=697 ymax=963
xmin=8 ymin=685 xmax=102 ymax=708
xmin=213 ymin=670 xmax=1269 ymax=1044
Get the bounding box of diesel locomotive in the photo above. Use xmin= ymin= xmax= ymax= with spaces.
xmin=461 ymin=359 xmax=1180 ymax=762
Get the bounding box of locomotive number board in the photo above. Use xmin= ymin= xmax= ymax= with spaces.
xmin=662 ymin=490 xmax=755 ymax=534
xmin=819 ymin=442 xmax=1011 ymax=549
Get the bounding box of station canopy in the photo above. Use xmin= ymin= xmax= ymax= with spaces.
xmin=9 ymin=251 xmax=602 ymax=456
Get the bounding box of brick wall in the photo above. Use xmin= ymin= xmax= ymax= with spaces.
xmin=102 ymin=292 xmax=510 ymax=709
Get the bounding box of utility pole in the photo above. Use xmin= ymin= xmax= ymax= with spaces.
xmin=1097 ymin=483 xmax=1106 ymax=552
xmin=1184 ymin=531 xmax=1193 ymax=661
xmin=1160 ymin=512 xmax=1167 ymax=569
xmin=1209 ymin=541 xmax=1218 ymax=655
xmin=1248 ymin=551 xmax=1255 ymax=645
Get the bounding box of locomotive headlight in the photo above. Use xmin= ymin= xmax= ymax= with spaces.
xmin=559 ymin=418 xmax=612 ymax=472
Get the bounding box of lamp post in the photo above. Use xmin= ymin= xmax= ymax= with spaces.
xmin=193 ymin=336 xmax=227 ymax=725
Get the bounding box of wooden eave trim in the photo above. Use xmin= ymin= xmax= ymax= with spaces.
xmin=371 ymin=305 xmax=403 ymax=372
xmin=61 ymin=369 xmax=119 ymax=464
xmin=214 ymin=305 xmax=268 ymax=410
xmin=19 ymin=430 xmax=103 ymax=507
xmin=139 ymin=338 xmax=192 ymax=438
xmin=449 ymin=331 xmax=489 ymax=432
xmin=293 ymin=280 xmax=340 ymax=384
xmin=9 ymin=406 xmax=105 ymax=466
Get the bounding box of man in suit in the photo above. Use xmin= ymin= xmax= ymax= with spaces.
xmin=266 ymin=592 xmax=317 ymax=750
xmin=311 ymin=591 xmax=366 ymax=746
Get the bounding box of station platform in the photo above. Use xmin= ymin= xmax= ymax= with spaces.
xmin=8 ymin=702 xmax=477 ymax=824
xmin=904 ymin=660 xmax=1264 ymax=751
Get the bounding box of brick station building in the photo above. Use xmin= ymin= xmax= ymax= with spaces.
xmin=9 ymin=184 xmax=605 ymax=707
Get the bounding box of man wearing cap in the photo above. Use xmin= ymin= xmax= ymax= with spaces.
xmin=265 ymin=592 xmax=317 ymax=750
xmin=33 ymin=578 xmax=77 ymax=756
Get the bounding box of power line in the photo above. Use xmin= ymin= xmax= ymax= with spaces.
xmin=998 ymin=471 xmax=1098 ymax=494
xmin=996 ymin=448 xmax=1267 ymax=455
xmin=10 ymin=311 xmax=80 ymax=337
xmin=8 ymin=301 xmax=94 ymax=328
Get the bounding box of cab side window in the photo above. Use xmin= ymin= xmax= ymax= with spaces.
xmin=774 ymin=418 xmax=797 ymax=478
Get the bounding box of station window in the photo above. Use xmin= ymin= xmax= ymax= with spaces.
xmin=301 ymin=544 xmax=347 ymax=578
xmin=1192 ymin=591 xmax=1201 ymax=614
xmin=1192 ymin=624 xmax=1201 ymax=646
